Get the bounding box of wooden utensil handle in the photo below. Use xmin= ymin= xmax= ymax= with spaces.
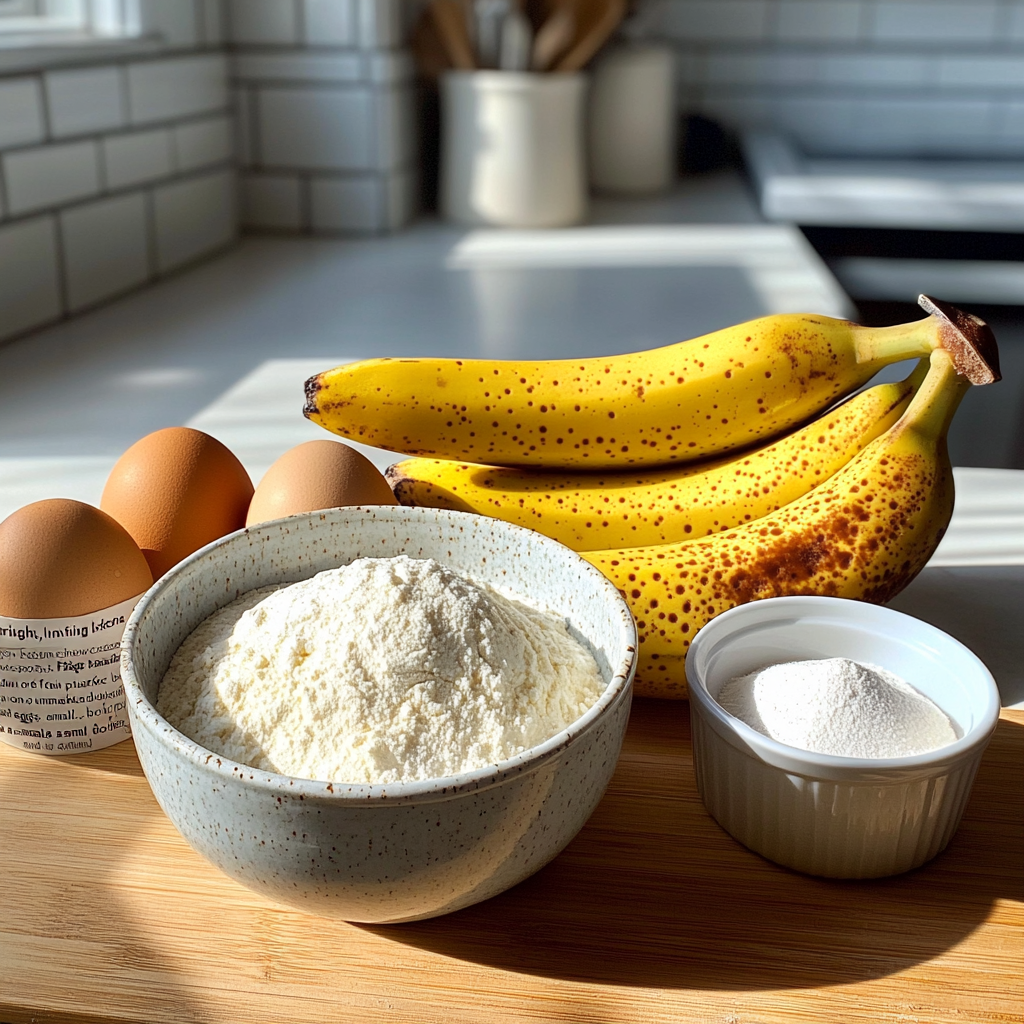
xmin=531 ymin=5 xmax=576 ymax=72
xmin=431 ymin=0 xmax=477 ymax=71
xmin=554 ymin=0 xmax=625 ymax=73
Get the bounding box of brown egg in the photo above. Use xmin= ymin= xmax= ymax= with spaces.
xmin=246 ymin=440 xmax=397 ymax=526
xmin=0 ymin=499 xmax=153 ymax=618
xmin=101 ymin=427 xmax=254 ymax=580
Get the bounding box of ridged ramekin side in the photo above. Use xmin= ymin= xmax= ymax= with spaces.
xmin=691 ymin=705 xmax=985 ymax=879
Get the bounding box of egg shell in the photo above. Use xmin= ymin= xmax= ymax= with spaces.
xmin=101 ymin=427 xmax=254 ymax=580
xmin=0 ymin=498 xmax=153 ymax=618
xmin=246 ymin=440 xmax=397 ymax=526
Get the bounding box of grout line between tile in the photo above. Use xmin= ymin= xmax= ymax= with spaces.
xmin=0 ymin=162 xmax=234 ymax=231
xmin=35 ymin=71 xmax=52 ymax=142
xmin=299 ymin=172 xmax=311 ymax=233
xmin=117 ymin=62 xmax=133 ymax=127
xmin=195 ymin=0 xmax=207 ymax=47
xmin=0 ymin=152 xmax=8 ymax=217
xmin=0 ymin=104 xmax=234 ymax=158
xmin=250 ymin=86 xmax=262 ymax=169
xmin=143 ymin=184 xmax=159 ymax=280
xmin=50 ymin=210 xmax=70 ymax=320
xmin=95 ymin=134 xmax=108 ymax=191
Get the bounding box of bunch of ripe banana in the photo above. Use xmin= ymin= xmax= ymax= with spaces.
xmin=305 ymin=296 xmax=1000 ymax=698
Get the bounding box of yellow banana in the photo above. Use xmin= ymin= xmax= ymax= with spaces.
xmin=386 ymin=363 xmax=925 ymax=551
xmin=304 ymin=296 xmax=995 ymax=470
xmin=581 ymin=345 xmax=988 ymax=699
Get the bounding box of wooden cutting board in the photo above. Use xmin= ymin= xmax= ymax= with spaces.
xmin=1 ymin=700 xmax=1021 ymax=1024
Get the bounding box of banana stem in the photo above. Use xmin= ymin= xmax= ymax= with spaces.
xmin=893 ymin=349 xmax=970 ymax=444
xmin=905 ymin=356 xmax=930 ymax=390
xmin=851 ymin=297 xmax=1001 ymax=385
xmin=849 ymin=316 xmax=940 ymax=369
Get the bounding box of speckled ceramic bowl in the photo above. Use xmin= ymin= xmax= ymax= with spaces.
xmin=121 ymin=506 xmax=636 ymax=923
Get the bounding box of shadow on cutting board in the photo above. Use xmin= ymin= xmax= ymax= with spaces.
xmin=368 ymin=700 xmax=1023 ymax=991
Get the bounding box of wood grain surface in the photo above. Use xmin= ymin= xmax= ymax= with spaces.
xmin=1 ymin=701 xmax=1021 ymax=1024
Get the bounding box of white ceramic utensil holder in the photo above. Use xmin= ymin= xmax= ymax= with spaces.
xmin=441 ymin=70 xmax=588 ymax=228
xmin=587 ymin=45 xmax=676 ymax=195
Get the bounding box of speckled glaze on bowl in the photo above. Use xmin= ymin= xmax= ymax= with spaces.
xmin=121 ymin=506 xmax=636 ymax=923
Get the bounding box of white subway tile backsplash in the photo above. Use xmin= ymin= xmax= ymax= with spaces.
xmin=0 ymin=217 xmax=61 ymax=342
xmin=60 ymin=192 xmax=150 ymax=311
xmin=104 ymin=128 xmax=174 ymax=189
xmin=128 ymin=54 xmax=228 ymax=124
xmin=228 ymin=0 xmax=299 ymax=44
xmin=1001 ymin=100 xmax=1024 ymax=140
xmin=983 ymin=135 xmax=1024 ymax=157
xmin=202 ymin=0 xmax=225 ymax=45
xmin=774 ymin=0 xmax=863 ymax=43
xmin=673 ymin=49 xmax=706 ymax=88
xmin=696 ymin=93 xmax=776 ymax=130
xmin=3 ymin=141 xmax=100 ymax=215
xmin=1010 ymin=3 xmax=1024 ymax=43
xmin=870 ymin=2 xmax=999 ymax=45
xmin=45 ymin=68 xmax=125 ymax=138
xmin=139 ymin=0 xmax=201 ymax=47
xmin=863 ymin=97 xmax=995 ymax=136
xmin=310 ymin=175 xmax=380 ymax=232
xmin=851 ymin=97 xmax=998 ymax=153
xmin=367 ymin=51 xmax=415 ymax=85
xmin=357 ymin=0 xmax=403 ymax=49
xmin=628 ymin=0 xmax=1024 ymax=159
xmin=772 ymin=96 xmax=864 ymax=153
xmin=0 ymin=79 xmax=45 ymax=150
xmin=234 ymin=87 xmax=254 ymax=166
xmin=221 ymin=0 xmax=416 ymax=240
xmin=704 ymin=52 xmax=819 ymax=87
xmin=703 ymin=51 xmax=932 ymax=91
xmin=174 ymin=116 xmax=233 ymax=171
xmin=233 ymin=52 xmax=363 ymax=83
xmin=820 ymin=54 xmax=930 ymax=88
xmin=259 ymin=87 xmax=374 ymax=170
xmin=241 ymin=172 xmax=304 ymax=228
xmin=153 ymin=168 xmax=236 ymax=271
xmin=938 ymin=55 xmax=1024 ymax=90
xmin=374 ymin=85 xmax=414 ymax=169
xmin=304 ymin=0 xmax=357 ymax=45
xmin=657 ymin=1 xmax=770 ymax=43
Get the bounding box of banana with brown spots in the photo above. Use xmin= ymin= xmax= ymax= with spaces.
xmin=304 ymin=296 xmax=996 ymax=470
xmin=386 ymin=363 xmax=925 ymax=551
xmin=580 ymin=344 xmax=997 ymax=698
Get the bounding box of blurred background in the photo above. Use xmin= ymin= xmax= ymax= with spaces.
xmin=0 ymin=0 xmax=1022 ymax=505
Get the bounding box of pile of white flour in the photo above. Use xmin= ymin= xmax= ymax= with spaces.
xmin=716 ymin=657 xmax=957 ymax=758
xmin=157 ymin=555 xmax=604 ymax=784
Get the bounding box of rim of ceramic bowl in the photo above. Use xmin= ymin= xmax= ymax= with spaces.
xmin=121 ymin=505 xmax=638 ymax=805
xmin=684 ymin=595 xmax=1002 ymax=778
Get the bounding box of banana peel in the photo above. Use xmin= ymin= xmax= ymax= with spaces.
xmin=584 ymin=338 xmax=997 ymax=698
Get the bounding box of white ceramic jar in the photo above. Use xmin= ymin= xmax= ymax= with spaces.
xmin=587 ymin=44 xmax=676 ymax=195
xmin=441 ymin=70 xmax=589 ymax=228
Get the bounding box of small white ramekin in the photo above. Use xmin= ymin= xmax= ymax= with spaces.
xmin=685 ymin=596 xmax=1001 ymax=879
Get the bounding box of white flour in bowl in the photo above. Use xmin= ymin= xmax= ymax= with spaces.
xmin=716 ymin=657 xmax=957 ymax=758
xmin=157 ymin=555 xmax=604 ymax=784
